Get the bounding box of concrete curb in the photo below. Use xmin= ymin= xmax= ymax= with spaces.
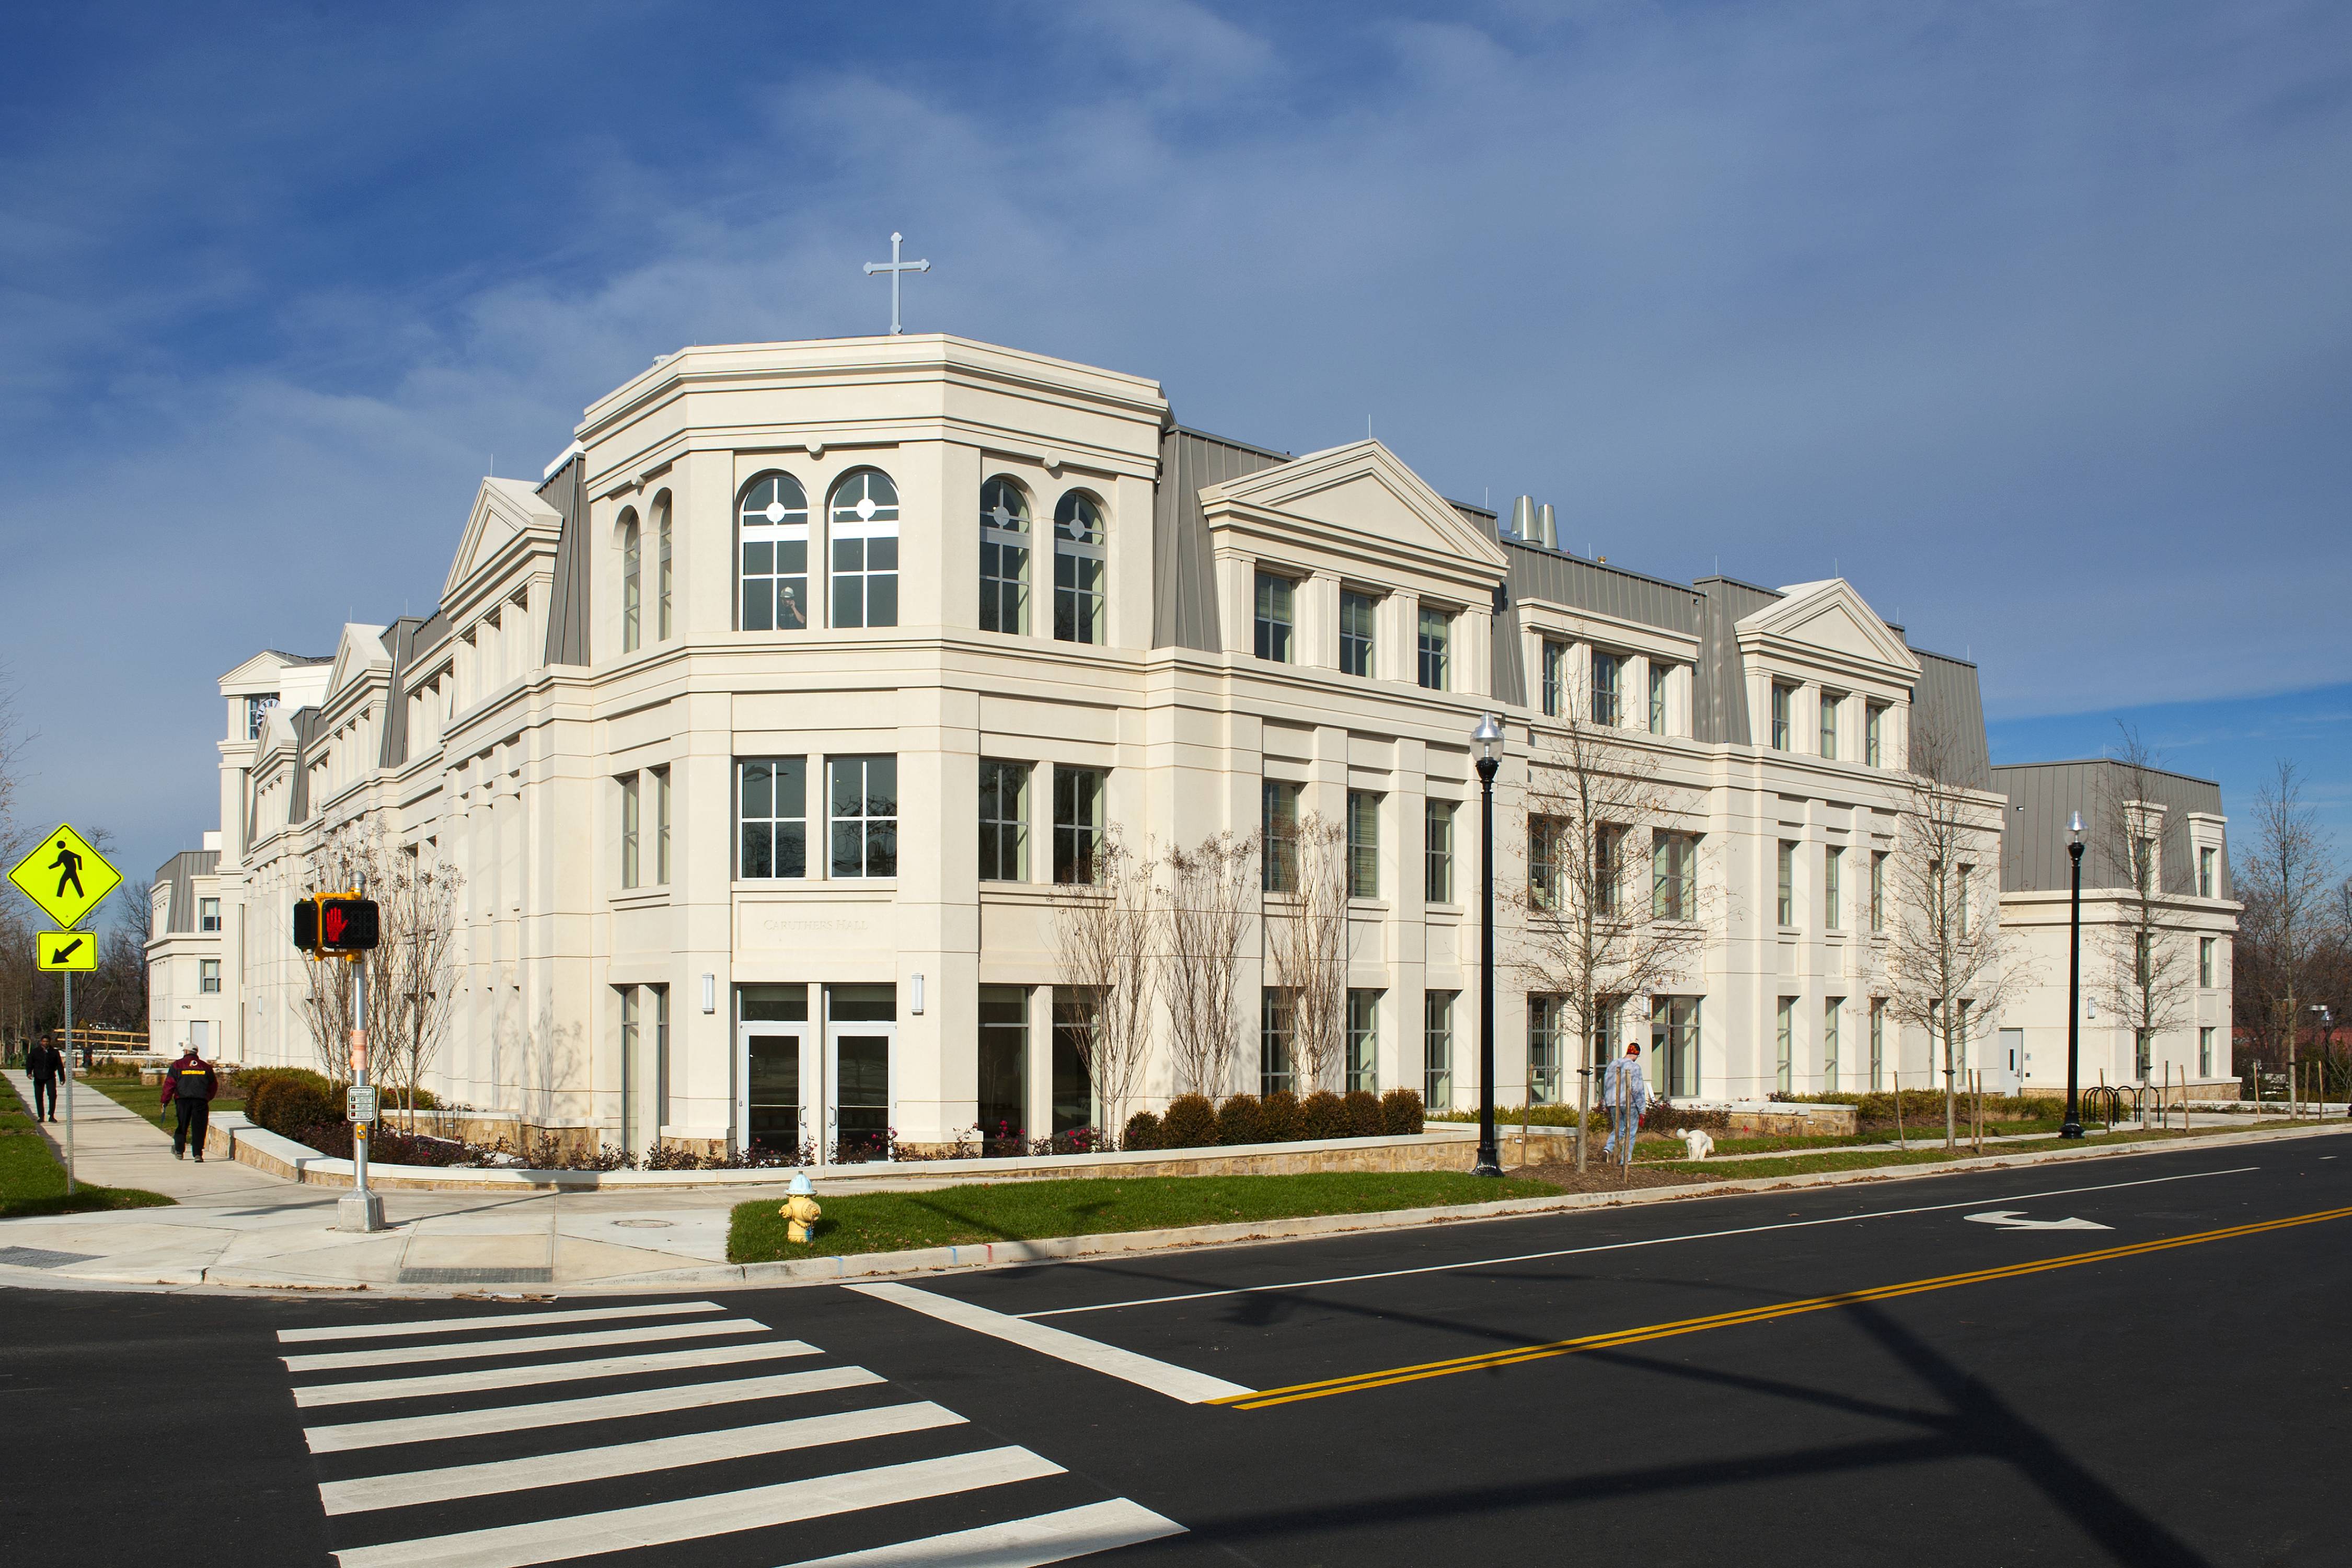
xmin=549 ymin=1119 xmax=2352 ymax=1295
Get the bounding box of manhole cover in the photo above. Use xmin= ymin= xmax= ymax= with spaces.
xmin=612 ymin=1219 xmax=673 ymax=1229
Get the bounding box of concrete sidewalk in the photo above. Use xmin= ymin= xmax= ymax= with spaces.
xmin=5 ymin=1070 xmax=284 ymax=1205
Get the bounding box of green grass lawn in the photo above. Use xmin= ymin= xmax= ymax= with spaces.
xmin=730 ymin=1170 xmax=1562 ymax=1263
xmin=0 ymin=1080 xmax=172 ymax=1218
xmin=79 ymin=1073 xmax=245 ymax=1132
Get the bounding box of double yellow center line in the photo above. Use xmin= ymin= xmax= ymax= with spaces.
xmin=1212 ymin=1203 xmax=2352 ymax=1411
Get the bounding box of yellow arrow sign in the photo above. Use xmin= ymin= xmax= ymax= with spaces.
xmin=37 ymin=931 xmax=97 ymax=972
xmin=8 ymin=823 xmax=122 ymax=930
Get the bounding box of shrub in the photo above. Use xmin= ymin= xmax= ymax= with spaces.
xmin=1216 ymin=1094 xmax=1265 ymax=1145
xmin=1380 ymin=1088 xmax=1425 ymax=1135
xmin=1299 ymin=1090 xmax=1349 ymax=1140
xmin=250 ymin=1076 xmax=342 ymax=1143
xmin=237 ymin=1066 xmax=337 ymax=1131
xmin=1160 ymin=1093 xmax=1218 ymax=1148
xmin=1342 ymin=1089 xmax=1383 ymax=1137
xmin=1122 ymin=1111 xmax=1163 ymax=1151
xmin=1259 ymin=1089 xmax=1303 ymax=1142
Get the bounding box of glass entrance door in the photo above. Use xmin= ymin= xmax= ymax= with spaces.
xmin=741 ymin=1027 xmax=809 ymax=1159
xmin=829 ymin=1029 xmax=893 ymax=1161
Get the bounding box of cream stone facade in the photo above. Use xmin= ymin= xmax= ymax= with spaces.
xmin=1991 ymin=760 xmax=2239 ymax=1099
xmin=155 ymin=333 xmax=2030 ymax=1158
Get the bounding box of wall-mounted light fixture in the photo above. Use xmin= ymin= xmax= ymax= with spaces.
xmin=701 ymin=974 xmax=716 ymax=1014
xmin=912 ymin=973 xmax=926 ymax=1015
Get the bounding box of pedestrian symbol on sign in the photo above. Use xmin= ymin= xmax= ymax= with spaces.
xmin=48 ymin=839 xmax=85 ymax=900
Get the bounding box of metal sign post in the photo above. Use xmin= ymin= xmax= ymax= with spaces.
xmin=61 ymin=971 xmax=75 ymax=1195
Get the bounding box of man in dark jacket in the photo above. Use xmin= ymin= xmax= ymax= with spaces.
xmin=25 ymin=1040 xmax=64 ymax=1122
xmin=162 ymin=1044 xmax=217 ymax=1161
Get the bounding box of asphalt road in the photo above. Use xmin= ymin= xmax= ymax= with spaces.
xmin=5 ymin=1134 xmax=2348 ymax=1567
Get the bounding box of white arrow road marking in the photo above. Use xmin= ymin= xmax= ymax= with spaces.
xmin=1965 ymin=1210 xmax=2114 ymax=1231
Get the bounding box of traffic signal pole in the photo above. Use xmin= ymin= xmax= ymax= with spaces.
xmin=337 ymin=944 xmax=386 ymax=1233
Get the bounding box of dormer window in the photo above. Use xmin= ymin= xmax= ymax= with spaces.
xmin=1417 ymin=606 xmax=1451 ymax=691
xmin=1541 ymin=641 xmax=1565 ymax=717
xmin=1820 ymin=691 xmax=1842 ymax=759
xmin=1865 ymin=702 xmax=1886 ymax=767
xmin=979 ymin=476 xmax=1032 ymax=635
xmin=1770 ymin=682 xmax=1794 ymax=751
xmin=1254 ymin=571 xmax=1295 ymax=663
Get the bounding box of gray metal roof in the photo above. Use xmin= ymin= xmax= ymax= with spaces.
xmin=286 ymin=707 xmax=322 ymax=823
xmin=1911 ymin=650 xmax=1993 ymax=791
xmin=1151 ymin=426 xmax=1287 ymax=651
xmin=152 ymin=849 xmax=220 ymax=933
xmin=376 ymin=616 xmax=430 ymax=769
xmin=1691 ymin=576 xmax=1780 ymax=746
xmin=539 ymin=451 xmax=592 ymax=666
xmin=1990 ymin=758 xmax=2228 ymax=896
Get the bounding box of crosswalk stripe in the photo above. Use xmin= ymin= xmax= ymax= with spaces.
xmin=279 ymin=1301 xmax=722 ymax=1344
xmin=850 ymin=1282 xmax=1251 ymax=1405
xmin=293 ymin=1339 xmax=820 ymax=1409
xmin=320 ymin=1401 xmax=966 ymax=1514
xmin=304 ymin=1365 xmax=884 ymax=1452
xmin=331 ymin=1446 xmax=1063 ymax=1568
xmin=284 ymin=1317 xmax=765 ymax=1373
xmin=783 ymin=1498 xmax=1187 ymax=1567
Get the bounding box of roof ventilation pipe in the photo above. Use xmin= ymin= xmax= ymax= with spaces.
xmin=1508 ymin=495 xmax=1536 ymax=540
xmin=1536 ymin=502 xmax=1558 ymax=549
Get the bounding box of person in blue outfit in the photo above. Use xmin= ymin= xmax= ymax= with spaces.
xmin=1601 ymin=1040 xmax=1648 ymax=1167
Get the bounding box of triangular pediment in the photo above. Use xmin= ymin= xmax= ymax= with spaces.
xmin=1198 ymin=440 xmax=1508 ymax=568
xmin=1737 ymin=579 xmax=1918 ymax=675
xmin=445 ymin=477 xmax=563 ymax=603
xmin=324 ymin=624 xmax=391 ymax=706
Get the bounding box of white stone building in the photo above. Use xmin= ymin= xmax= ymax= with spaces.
xmin=1991 ymin=759 xmax=2239 ymax=1100
xmin=154 ymin=332 xmax=2022 ymax=1157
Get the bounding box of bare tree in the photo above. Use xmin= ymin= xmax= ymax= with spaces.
xmin=1266 ymin=813 xmax=1348 ymax=1094
xmin=1882 ymin=721 xmax=2026 ymax=1148
xmin=2092 ymin=727 xmax=2194 ymax=1082
xmin=2237 ymin=760 xmax=2335 ymax=1092
xmin=1515 ymin=696 xmax=1712 ymax=1169
xmin=1051 ymin=828 xmax=1159 ymax=1138
xmin=1160 ymin=831 xmax=1259 ymax=1098
xmin=376 ymin=844 xmax=464 ymax=1128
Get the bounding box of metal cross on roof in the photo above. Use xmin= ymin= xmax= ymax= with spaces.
xmin=862 ymin=231 xmax=930 ymax=336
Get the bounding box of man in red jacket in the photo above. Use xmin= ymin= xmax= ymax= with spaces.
xmin=160 ymin=1044 xmax=216 ymax=1161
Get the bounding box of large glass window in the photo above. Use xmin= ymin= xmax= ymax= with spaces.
xmin=619 ymin=773 xmax=641 ymax=890
xmin=1870 ymin=997 xmax=1886 ymax=1090
xmin=979 ymin=476 xmax=1032 ymax=635
xmin=1649 ymin=663 xmax=1669 ymax=735
xmin=620 ymin=511 xmax=642 ymax=653
xmin=978 ymin=759 xmax=1030 ymax=882
xmin=1824 ymin=845 xmax=1842 ymax=930
xmin=978 ymin=985 xmax=1028 ymax=1141
xmin=1871 ymin=850 xmax=1887 ymax=931
xmin=1262 ymin=780 xmax=1300 ymax=893
xmin=1541 ymin=641 xmax=1565 ymax=717
xmin=1254 ymin=571 xmax=1294 ymax=662
xmin=1527 ymin=997 xmax=1563 ymax=1105
xmin=1346 ymin=790 xmax=1380 ymax=900
xmin=655 ymin=493 xmax=673 ymax=640
xmin=1050 ymin=988 xmax=1098 ymax=1133
xmin=199 ymin=897 xmax=221 ymax=932
xmin=1424 ymin=991 xmax=1455 ymax=1110
xmin=737 ymin=758 xmax=807 ymax=879
xmin=1424 ymin=800 xmax=1455 ymax=904
xmin=1770 ymin=682 xmax=1793 ymax=751
xmin=199 ymin=959 xmax=221 ymax=994
xmin=1417 ymin=606 xmax=1450 ymax=690
xmin=829 ymin=469 xmax=900 ymax=628
xmin=1653 ymin=831 xmax=1695 ymax=920
xmin=1346 ymin=989 xmax=1380 ymax=1093
xmin=1593 ymin=824 xmax=1623 ymax=917
xmin=1054 ymin=491 xmax=1105 ymax=644
xmin=829 ymin=755 xmax=898 ymax=878
xmin=1340 ymin=589 xmax=1377 ymax=676
xmin=1529 ymin=818 xmax=1561 ymax=910
xmin=1592 ymin=651 xmax=1621 ymax=725
xmin=1777 ymin=996 xmax=1796 ymax=1092
xmin=738 ymin=472 xmax=811 ymax=631
xmin=2200 ymin=936 xmax=2216 ymax=988
xmin=1865 ymin=702 xmax=1885 ymax=767
xmin=1820 ymin=691 xmax=1841 ymax=759
xmin=654 ymin=767 xmax=672 ymax=885
xmin=1824 ymin=997 xmax=1843 ymax=1091
xmin=2198 ymin=846 xmax=2217 ymax=898
xmin=1053 ymin=765 xmax=1106 ymax=884
xmin=1778 ymin=840 xmax=1797 ymax=926
xmin=1260 ymin=988 xmax=1294 ymax=1097
xmin=1651 ymin=996 xmax=1700 ymax=1098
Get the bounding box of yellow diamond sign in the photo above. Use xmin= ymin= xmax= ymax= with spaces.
xmin=9 ymin=823 xmax=121 ymax=930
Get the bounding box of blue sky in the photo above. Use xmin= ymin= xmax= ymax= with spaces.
xmin=3 ymin=1 xmax=2347 ymax=919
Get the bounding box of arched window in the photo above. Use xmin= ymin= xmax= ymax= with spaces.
xmin=979 ymin=475 xmax=1031 ymax=634
xmin=619 ymin=509 xmax=642 ymax=654
xmin=737 ymin=472 xmax=810 ymax=631
xmin=653 ymin=491 xmax=673 ymax=640
xmin=829 ymin=469 xmax=899 ymax=629
xmin=1054 ymin=490 xmax=1105 ymax=644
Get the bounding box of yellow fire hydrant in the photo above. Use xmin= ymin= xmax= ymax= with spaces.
xmin=780 ymin=1171 xmax=822 ymax=1244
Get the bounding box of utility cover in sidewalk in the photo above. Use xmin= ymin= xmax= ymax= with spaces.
xmin=0 ymin=1246 xmax=100 ymax=1270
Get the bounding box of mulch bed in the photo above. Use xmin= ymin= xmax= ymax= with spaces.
xmin=1500 ymin=1157 xmax=1709 ymax=1193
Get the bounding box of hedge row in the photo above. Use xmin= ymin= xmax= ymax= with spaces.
xmin=1122 ymin=1088 xmax=1424 ymax=1151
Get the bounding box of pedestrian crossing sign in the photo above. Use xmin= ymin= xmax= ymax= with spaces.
xmin=9 ymin=823 xmax=121 ymax=930
xmin=37 ymin=931 xmax=98 ymax=972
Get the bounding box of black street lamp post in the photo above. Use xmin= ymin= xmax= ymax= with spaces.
xmin=1472 ymin=713 xmax=1504 ymax=1178
xmin=2062 ymin=810 xmax=2086 ymax=1139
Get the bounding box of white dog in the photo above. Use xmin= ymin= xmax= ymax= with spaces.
xmin=1679 ymin=1127 xmax=1716 ymax=1160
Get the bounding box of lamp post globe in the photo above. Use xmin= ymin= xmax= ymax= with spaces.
xmin=1472 ymin=713 xmax=1505 ymax=1178
xmin=2062 ymin=810 xmax=2086 ymax=1139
